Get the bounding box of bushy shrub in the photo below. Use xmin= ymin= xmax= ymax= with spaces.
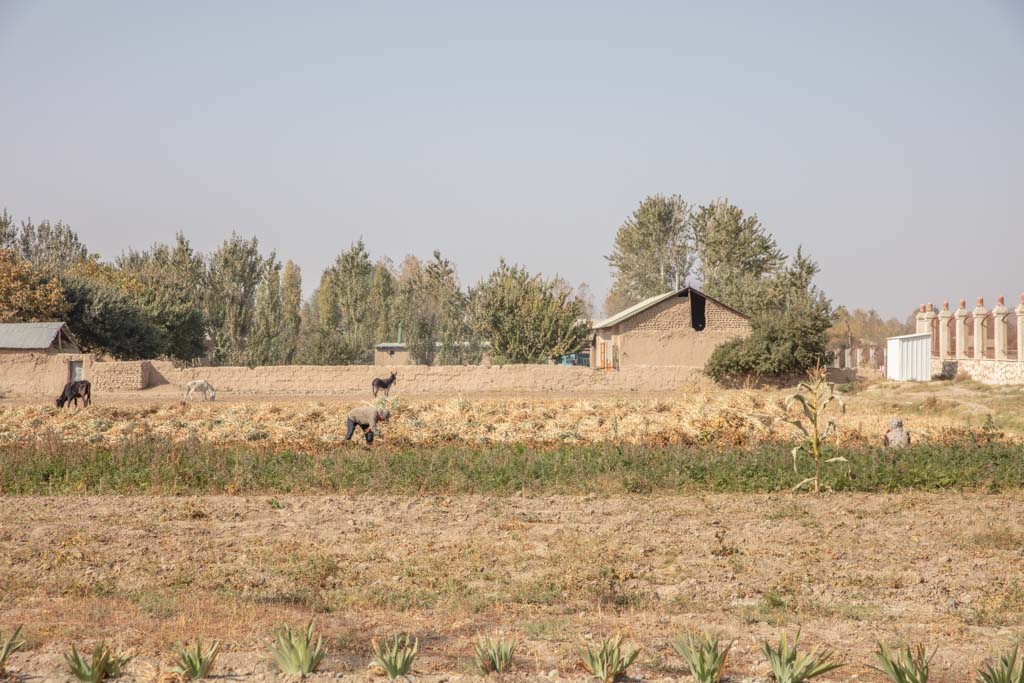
xmin=705 ymin=308 xmax=833 ymax=382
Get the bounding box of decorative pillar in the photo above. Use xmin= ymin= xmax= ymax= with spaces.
xmin=923 ymin=303 xmax=937 ymax=356
xmin=844 ymin=348 xmax=852 ymax=369
xmin=915 ymin=304 xmax=928 ymax=334
xmin=993 ymin=296 xmax=1009 ymax=360
xmin=954 ymin=300 xmax=969 ymax=359
xmin=868 ymin=347 xmax=877 ymax=368
xmin=973 ymin=297 xmax=988 ymax=360
xmin=938 ymin=301 xmax=953 ymax=359
xmin=1017 ymin=294 xmax=1024 ymax=362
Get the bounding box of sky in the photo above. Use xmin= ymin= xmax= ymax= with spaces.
xmin=1 ymin=1 xmax=1022 ymax=318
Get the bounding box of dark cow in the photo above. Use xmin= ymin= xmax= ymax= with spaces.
xmin=372 ymin=371 xmax=397 ymax=397
xmin=56 ymin=380 xmax=91 ymax=409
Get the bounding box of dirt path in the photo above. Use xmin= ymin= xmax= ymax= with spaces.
xmin=1 ymin=493 xmax=1022 ymax=681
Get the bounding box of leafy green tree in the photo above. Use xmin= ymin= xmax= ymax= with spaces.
xmin=471 ymin=260 xmax=587 ymax=364
xmin=62 ymin=272 xmax=165 ymax=359
xmin=0 ymin=210 xmax=16 ymax=249
xmin=203 ymin=234 xmax=271 ymax=365
xmin=394 ymin=251 xmax=479 ymax=365
xmin=0 ymin=249 xmax=68 ymax=322
xmin=116 ymin=234 xmax=207 ymax=361
xmin=605 ymin=194 xmax=693 ymax=313
xmin=280 ymin=261 xmax=302 ymax=363
xmin=691 ymin=198 xmax=786 ymax=314
xmin=11 ymin=218 xmax=91 ymax=272
xmin=705 ymin=248 xmax=834 ymax=381
xmin=248 ymin=261 xmax=284 ymax=366
xmin=829 ymin=307 xmax=912 ymax=347
xmin=314 ymin=240 xmax=395 ymax=363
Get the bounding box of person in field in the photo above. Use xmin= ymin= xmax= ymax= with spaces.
xmin=345 ymin=405 xmax=391 ymax=444
xmin=883 ymin=418 xmax=910 ymax=448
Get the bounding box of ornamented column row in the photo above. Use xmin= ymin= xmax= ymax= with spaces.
xmin=932 ymin=294 xmax=1023 ymax=362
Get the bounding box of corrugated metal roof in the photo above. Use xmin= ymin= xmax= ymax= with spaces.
xmin=0 ymin=322 xmax=70 ymax=349
xmin=593 ymin=286 xmax=750 ymax=330
xmin=593 ymin=290 xmax=684 ymax=330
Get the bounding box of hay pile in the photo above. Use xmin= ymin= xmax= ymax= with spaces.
xmin=0 ymin=385 xmax=1000 ymax=450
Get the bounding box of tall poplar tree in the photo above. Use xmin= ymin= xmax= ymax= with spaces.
xmin=605 ymin=194 xmax=693 ymax=314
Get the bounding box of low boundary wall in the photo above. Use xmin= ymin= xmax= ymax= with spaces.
xmin=91 ymin=361 xmax=151 ymax=392
xmin=145 ymin=361 xmax=700 ymax=395
xmin=931 ymin=358 xmax=1024 ymax=385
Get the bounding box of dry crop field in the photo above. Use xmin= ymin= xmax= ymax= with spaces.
xmin=1 ymin=375 xmax=1020 ymax=450
xmin=1 ymin=377 xmax=1024 ymax=682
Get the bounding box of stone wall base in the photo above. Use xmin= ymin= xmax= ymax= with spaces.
xmin=931 ymin=358 xmax=1024 ymax=385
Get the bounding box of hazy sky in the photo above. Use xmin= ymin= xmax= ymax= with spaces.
xmin=2 ymin=1 xmax=1021 ymax=318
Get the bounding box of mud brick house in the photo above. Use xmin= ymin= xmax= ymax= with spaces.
xmin=590 ymin=287 xmax=751 ymax=369
xmin=0 ymin=321 xmax=92 ymax=395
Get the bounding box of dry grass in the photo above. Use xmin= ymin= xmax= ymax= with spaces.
xmin=0 ymin=377 xmax=1016 ymax=450
xmin=2 ymin=494 xmax=1023 ymax=680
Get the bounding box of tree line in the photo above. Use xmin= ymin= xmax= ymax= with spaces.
xmin=2 ymin=197 xmax=894 ymax=377
xmin=0 ymin=210 xmax=590 ymax=366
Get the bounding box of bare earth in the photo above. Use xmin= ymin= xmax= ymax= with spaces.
xmin=2 ymin=493 xmax=1023 ymax=682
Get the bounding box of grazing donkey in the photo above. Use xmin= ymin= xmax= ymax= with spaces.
xmin=56 ymin=380 xmax=91 ymax=409
xmin=372 ymin=371 xmax=397 ymax=397
xmin=183 ymin=379 xmax=217 ymax=401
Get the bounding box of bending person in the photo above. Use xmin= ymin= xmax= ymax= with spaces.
xmin=344 ymin=405 xmax=391 ymax=444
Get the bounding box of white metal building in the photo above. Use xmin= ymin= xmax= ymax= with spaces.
xmin=885 ymin=333 xmax=932 ymax=381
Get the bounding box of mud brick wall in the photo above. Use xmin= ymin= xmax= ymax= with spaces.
xmin=145 ymin=361 xmax=701 ymax=396
xmin=90 ymin=361 xmax=150 ymax=392
xmin=614 ymin=298 xmax=751 ymax=367
xmin=0 ymin=351 xmax=95 ymax=396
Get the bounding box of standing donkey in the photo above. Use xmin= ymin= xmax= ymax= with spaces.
xmin=372 ymin=371 xmax=397 ymax=397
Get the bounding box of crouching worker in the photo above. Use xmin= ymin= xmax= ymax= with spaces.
xmin=883 ymin=418 xmax=910 ymax=449
xmin=345 ymin=405 xmax=391 ymax=444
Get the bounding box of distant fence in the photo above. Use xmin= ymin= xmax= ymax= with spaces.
xmin=916 ymin=295 xmax=1024 ymax=385
xmin=829 ymin=345 xmax=885 ymax=371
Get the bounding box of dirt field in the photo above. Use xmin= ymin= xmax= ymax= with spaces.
xmin=2 ymin=378 xmax=1023 ymax=681
xmin=2 ymin=493 xmax=1023 ymax=682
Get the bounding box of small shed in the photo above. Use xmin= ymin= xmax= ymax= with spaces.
xmin=0 ymin=322 xmax=90 ymax=395
xmin=374 ymin=342 xmax=411 ymax=366
xmin=885 ymin=333 xmax=932 ymax=381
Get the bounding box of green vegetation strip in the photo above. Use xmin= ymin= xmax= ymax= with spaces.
xmin=0 ymin=440 xmax=1022 ymax=495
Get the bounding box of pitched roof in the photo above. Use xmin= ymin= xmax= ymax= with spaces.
xmin=592 ymin=287 xmax=748 ymax=330
xmin=0 ymin=322 xmax=75 ymax=350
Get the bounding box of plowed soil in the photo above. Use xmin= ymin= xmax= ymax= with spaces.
xmin=2 ymin=493 xmax=1023 ymax=682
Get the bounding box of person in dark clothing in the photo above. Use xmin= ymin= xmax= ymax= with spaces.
xmin=345 ymin=405 xmax=391 ymax=444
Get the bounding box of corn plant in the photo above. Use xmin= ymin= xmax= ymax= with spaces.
xmin=979 ymin=645 xmax=1024 ymax=683
xmin=65 ymin=643 xmax=132 ymax=682
xmin=784 ymin=365 xmax=846 ymax=493
xmin=372 ymin=634 xmax=418 ymax=680
xmin=170 ymin=639 xmax=220 ymax=679
xmin=672 ymin=632 xmax=732 ymax=683
xmin=761 ymin=630 xmax=840 ymax=683
xmin=474 ymin=636 xmax=517 ymax=675
xmin=580 ymin=636 xmax=640 ymax=683
xmin=872 ymin=643 xmax=933 ymax=683
xmin=270 ymin=622 xmax=326 ymax=677
xmin=0 ymin=625 xmax=26 ymax=676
